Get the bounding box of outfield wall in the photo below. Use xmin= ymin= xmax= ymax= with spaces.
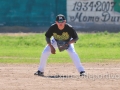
xmin=0 ymin=0 xmax=66 ymax=27
xmin=0 ymin=0 xmax=120 ymax=32
xmin=67 ymin=0 xmax=120 ymax=32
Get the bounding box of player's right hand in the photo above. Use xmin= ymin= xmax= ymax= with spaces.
xmin=50 ymin=46 xmax=56 ymax=54
xmin=48 ymin=44 xmax=56 ymax=54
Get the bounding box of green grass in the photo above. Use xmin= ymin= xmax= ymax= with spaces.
xmin=0 ymin=32 xmax=120 ymax=63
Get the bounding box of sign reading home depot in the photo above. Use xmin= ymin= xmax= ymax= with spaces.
xmin=67 ymin=0 xmax=120 ymax=24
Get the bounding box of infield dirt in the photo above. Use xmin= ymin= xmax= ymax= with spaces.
xmin=0 ymin=63 xmax=120 ymax=90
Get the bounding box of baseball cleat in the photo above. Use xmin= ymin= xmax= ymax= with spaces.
xmin=34 ymin=70 xmax=44 ymax=76
xmin=80 ymin=71 xmax=86 ymax=76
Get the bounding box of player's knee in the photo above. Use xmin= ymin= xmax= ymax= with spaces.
xmin=67 ymin=50 xmax=76 ymax=55
xmin=42 ymin=50 xmax=50 ymax=54
xmin=41 ymin=48 xmax=51 ymax=55
xmin=67 ymin=48 xmax=76 ymax=53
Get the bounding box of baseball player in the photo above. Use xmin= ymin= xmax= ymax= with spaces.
xmin=34 ymin=14 xmax=86 ymax=76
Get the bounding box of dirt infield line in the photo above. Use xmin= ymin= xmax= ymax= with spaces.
xmin=0 ymin=63 xmax=120 ymax=90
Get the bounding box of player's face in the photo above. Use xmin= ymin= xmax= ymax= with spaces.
xmin=56 ymin=20 xmax=66 ymax=30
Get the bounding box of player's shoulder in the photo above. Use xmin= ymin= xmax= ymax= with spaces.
xmin=48 ymin=23 xmax=57 ymax=30
xmin=65 ymin=23 xmax=74 ymax=30
xmin=51 ymin=23 xmax=57 ymax=27
xmin=66 ymin=23 xmax=73 ymax=27
xmin=65 ymin=23 xmax=73 ymax=29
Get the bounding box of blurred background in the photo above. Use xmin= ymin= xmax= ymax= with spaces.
xmin=0 ymin=0 xmax=120 ymax=33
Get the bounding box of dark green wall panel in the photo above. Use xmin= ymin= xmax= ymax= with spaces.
xmin=114 ymin=0 xmax=120 ymax=12
xmin=55 ymin=0 xmax=66 ymax=17
xmin=0 ymin=0 xmax=66 ymax=27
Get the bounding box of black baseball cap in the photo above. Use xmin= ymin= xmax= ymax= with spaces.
xmin=56 ymin=14 xmax=66 ymax=23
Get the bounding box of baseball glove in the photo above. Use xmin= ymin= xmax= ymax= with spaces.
xmin=57 ymin=40 xmax=69 ymax=52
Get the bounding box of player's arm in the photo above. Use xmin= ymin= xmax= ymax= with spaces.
xmin=46 ymin=37 xmax=56 ymax=54
xmin=45 ymin=27 xmax=56 ymax=54
xmin=68 ymin=37 xmax=78 ymax=44
xmin=68 ymin=29 xmax=79 ymax=44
